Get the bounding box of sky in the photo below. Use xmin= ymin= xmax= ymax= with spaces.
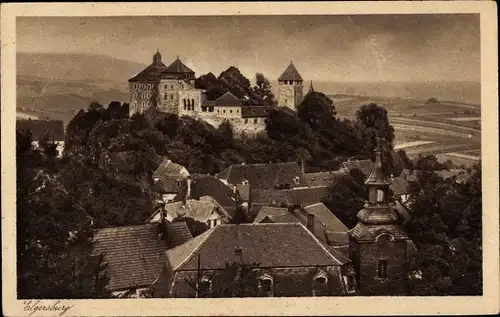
xmin=16 ymin=14 xmax=480 ymax=82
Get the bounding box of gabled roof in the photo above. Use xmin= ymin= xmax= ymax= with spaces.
xmin=182 ymin=174 xmax=236 ymax=210
xmin=217 ymin=91 xmax=240 ymax=102
xmin=241 ymin=106 xmax=271 ymax=118
xmin=216 ymin=162 xmax=306 ymax=190
xmin=93 ymin=223 xmax=192 ymax=291
xmin=253 ymin=206 xmax=289 ymax=223
xmin=16 ymin=119 xmax=65 ymax=141
xmin=152 ymin=159 xmax=188 ymax=193
xmin=278 ymin=62 xmax=304 ymax=81
xmin=390 ymin=177 xmax=410 ymax=196
xmin=163 ymin=57 xmax=195 ymax=74
xmin=303 ymin=203 xmax=348 ymax=233
xmin=166 ymin=223 xmax=350 ymax=272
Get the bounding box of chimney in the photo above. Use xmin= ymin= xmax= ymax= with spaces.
xmin=234 ymin=247 xmax=243 ymax=263
xmin=300 ymin=159 xmax=305 ymax=174
xmin=307 ymin=213 xmax=315 ymax=233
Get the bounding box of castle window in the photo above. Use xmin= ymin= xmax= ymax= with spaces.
xmin=378 ymin=260 xmax=388 ymax=278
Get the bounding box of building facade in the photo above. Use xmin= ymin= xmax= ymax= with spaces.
xmin=128 ymin=51 xmax=206 ymax=117
xmin=278 ymin=61 xmax=304 ymax=110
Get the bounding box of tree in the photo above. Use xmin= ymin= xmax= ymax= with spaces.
xmin=297 ymin=91 xmax=336 ymax=129
xmin=17 ymin=130 xmax=109 ymax=298
xmin=405 ymin=163 xmax=482 ymax=295
xmin=252 ymin=73 xmax=277 ymax=106
xmin=229 ymin=205 xmax=252 ymax=224
xmin=322 ymin=169 xmax=366 ymax=228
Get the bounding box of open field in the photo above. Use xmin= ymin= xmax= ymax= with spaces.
xmin=394 ymin=141 xmax=435 ymax=150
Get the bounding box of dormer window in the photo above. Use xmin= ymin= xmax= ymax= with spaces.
xmin=293 ymin=176 xmax=300 ymax=185
xmin=258 ymin=274 xmax=274 ymax=296
xmin=197 ymin=276 xmax=212 ymax=297
xmin=312 ymin=270 xmax=329 ymax=296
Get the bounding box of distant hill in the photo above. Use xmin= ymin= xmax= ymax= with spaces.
xmin=17 ymin=52 xmax=146 ymax=82
xmin=16 ymin=52 xmax=142 ymax=124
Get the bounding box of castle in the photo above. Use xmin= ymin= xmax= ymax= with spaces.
xmin=128 ymin=51 xmax=310 ymax=135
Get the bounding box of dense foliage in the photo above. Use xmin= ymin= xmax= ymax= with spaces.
xmin=406 ymin=160 xmax=482 ymax=295
xmin=17 ymin=131 xmax=109 ymax=299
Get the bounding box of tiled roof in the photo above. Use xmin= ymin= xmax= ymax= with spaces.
xmin=128 ymin=61 xmax=167 ymax=82
xmin=241 ymin=106 xmax=271 ymax=118
xmin=216 ymin=162 xmax=307 ymax=190
xmin=303 ymin=203 xmax=348 ymax=233
xmin=185 ymin=174 xmax=236 ymax=210
xmin=16 ymin=119 xmax=65 ymax=141
xmin=253 ymin=206 xmax=289 ymax=223
xmin=264 ymin=213 xmax=302 ymax=224
xmin=390 ymin=177 xmax=410 ymax=196
xmin=166 ymin=223 xmax=350 ymax=271
xmin=217 ymin=91 xmax=240 ymax=102
xmin=251 ymin=186 xmax=329 ymax=207
xmin=278 ymin=62 xmax=303 ymax=81
xmin=304 ymin=171 xmax=344 ymax=187
xmin=163 ymin=58 xmax=195 ymax=74
xmin=93 ymin=223 xmax=192 ymax=291
xmin=152 ymin=158 xmax=187 ymax=192
xmin=163 ymin=200 xmax=230 ymax=223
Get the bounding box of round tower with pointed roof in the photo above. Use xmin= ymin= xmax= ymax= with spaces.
xmin=277 ymin=61 xmax=304 ymax=110
xmin=348 ymin=138 xmax=413 ymax=296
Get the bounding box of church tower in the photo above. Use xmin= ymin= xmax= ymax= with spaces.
xmin=278 ymin=61 xmax=304 ymax=110
xmin=349 ymin=139 xmax=413 ymax=295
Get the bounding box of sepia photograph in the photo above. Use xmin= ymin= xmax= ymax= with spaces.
xmin=2 ymin=1 xmax=499 ymax=316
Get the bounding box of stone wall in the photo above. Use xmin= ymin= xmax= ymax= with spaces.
xmin=278 ymin=81 xmax=304 ymax=110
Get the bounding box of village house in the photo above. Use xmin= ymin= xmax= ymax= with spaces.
xmin=92 ymin=222 xmax=193 ymax=298
xmin=153 ymin=223 xmax=357 ymax=298
xmin=151 ymin=157 xmax=190 ymax=204
xmin=146 ymin=198 xmax=231 ymax=229
xmin=16 ymin=119 xmax=65 ymax=157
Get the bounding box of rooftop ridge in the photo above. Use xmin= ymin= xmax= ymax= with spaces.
xmin=168 ymin=228 xmax=216 ymax=271
xmin=299 ymin=223 xmax=344 ymax=265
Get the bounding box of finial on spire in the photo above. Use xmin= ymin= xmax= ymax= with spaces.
xmin=177 ymin=55 xmax=180 ymax=60
xmin=374 ymin=136 xmax=384 ymax=168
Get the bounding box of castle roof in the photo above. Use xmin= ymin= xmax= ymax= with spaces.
xmin=278 ymin=61 xmax=304 ymax=82
xmin=163 ymin=57 xmax=195 ymax=74
xmin=128 ymin=61 xmax=167 ymax=82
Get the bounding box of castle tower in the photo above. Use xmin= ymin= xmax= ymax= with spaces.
xmin=348 ymin=138 xmax=413 ymax=296
xmin=153 ymin=49 xmax=162 ymax=64
xmin=278 ymin=61 xmax=304 ymax=110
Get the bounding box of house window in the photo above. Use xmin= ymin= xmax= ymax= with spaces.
xmin=254 ymin=119 xmax=258 ymax=124
xmin=237 ymin=109 xmax=239 ymax=113
xmin=378 ymin=260 xmax=388 ymax=278
xmin=171 ymin=85 xmax=174 ymax=89
xmin=164 ymin=85 xmax=168 ymax=89
xmin=223 ymin=110 xmax=226 ymax=113
xmin=213 ymin=219 xmax=218 ymax=227
xmin=377 ymin=189 xmax=384 ymax=203
xmin=170 ymin=94 xmax=174 ymax=100
xmin=244 ymin=119 xmax=248 ymax=124
xmin=207 ymin=220 xmax=211 ymax=227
